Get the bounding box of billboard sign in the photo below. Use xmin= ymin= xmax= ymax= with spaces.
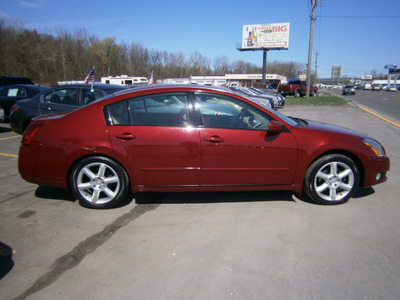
xmin=332 ymin=66 xmax=341 ymax=78
xmin=389 ymin=68 xmax=400 ymax=75
xmin=242 ymin=23 xmax=290 ymax=50
xmin=362 ymin=74 xmax=372 ymax=80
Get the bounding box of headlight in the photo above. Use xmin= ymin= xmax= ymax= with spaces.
xmin=363 ymin=138 xmax=385 ymax=156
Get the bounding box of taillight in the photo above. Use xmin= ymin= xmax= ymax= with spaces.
xmin=22 ymin=123 xmax=43 ymax=146
xmin=10 ymin=104 xmax=19 ymax=115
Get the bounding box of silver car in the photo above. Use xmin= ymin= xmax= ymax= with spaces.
xmin=247 ymin=87 xmax=286 ymax=108
xmin=342 ymin=85 xmax=356 ymax=95
xmin=229 ymin=87 xmax=279 ymax=109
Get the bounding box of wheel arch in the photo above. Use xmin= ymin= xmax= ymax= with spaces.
xmin=66 ymin=153 xmax=132 ymax=192
xmin=304 ymin=149 xmax=365 ymax=187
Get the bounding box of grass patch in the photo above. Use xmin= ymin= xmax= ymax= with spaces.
xmin=285 ymin=93 xmax=348 ymax=106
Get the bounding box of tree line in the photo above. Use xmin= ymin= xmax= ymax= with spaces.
xmin=0 ymin=19 xmax=306 ymax=85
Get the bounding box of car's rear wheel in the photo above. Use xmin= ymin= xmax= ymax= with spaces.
xmin=70 ymin=156 xmax=129 ymax=209
xmin=304 ymin=154 xmax=360 ymax=205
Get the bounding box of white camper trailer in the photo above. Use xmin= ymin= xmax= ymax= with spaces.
xmin=101 ymin=75 xmax=148 ymax=86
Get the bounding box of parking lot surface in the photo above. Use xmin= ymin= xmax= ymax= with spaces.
xmin=1 ymin=103 xmax=400 ymax=300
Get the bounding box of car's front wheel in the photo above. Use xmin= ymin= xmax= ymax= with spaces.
xmin=304 ymin=154 xmax=360 ymax=205
xmin=70 ymin=156 xmax=129 ymax=209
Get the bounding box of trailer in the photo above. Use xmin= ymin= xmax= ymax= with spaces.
xmin=100 ymin=75 xmax=148 ymax=86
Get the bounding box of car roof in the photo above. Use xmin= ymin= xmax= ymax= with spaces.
xmin=0 ymin=76 xmax=34 ymax=85
xmin=115 ymin=84 xmax=232 ymax=94
xmin=1 ymin=84 xmax=48 ymax=90
xmin=51 ymin=83 xmax=127 ymax=89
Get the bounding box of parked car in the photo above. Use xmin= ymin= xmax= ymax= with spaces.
xmin=0 ymin=76 xmax=34 ymax=86
xmin=342 ymin=85 xmax=356 ymax=95
xmin=0 ymin=84 xmax=50 ymax=119
xmin=247 ymin=87 xmax=286 ymax=108
xmin=229 ymin=87 xmax=278 ymax=108
xmin=0 ymin=102 xmax=4 ymax=122
xmin=10 ymin=83 xmax=128 ymax=134
xmin=18 ymin=85 xmax=390 ymax=209
xmin=371 ymin=84 xmax=381 ymax=91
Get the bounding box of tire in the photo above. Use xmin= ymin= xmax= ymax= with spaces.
xmin=304 ymin=154 xmax=360 ymax=205
xmin=294 ymin=90 xmax=301 ymax=97
xmin=70 ymin=156 xmax=129 ymax=209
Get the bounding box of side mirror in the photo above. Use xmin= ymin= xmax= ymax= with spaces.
xmin=268 ymin=120 xmax=283 ymax=135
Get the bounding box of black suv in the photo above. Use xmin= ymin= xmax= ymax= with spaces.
xmin=0 ymin=76 xmax=34 ymax=86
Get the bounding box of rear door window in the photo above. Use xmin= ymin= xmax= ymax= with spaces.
xmin=81 ymin=89 xmax=104 ymax=106
xmin=43 ymin=88 xmax=79 ymax=106
xmin=105 ymin=92 xmax=188 ymax=126
xmin=6 ymin=87 xmax=27 ymax=97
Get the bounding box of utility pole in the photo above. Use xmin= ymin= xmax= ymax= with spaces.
xmin=306 ymin=0 xmax=317 ymax=98
xmin=315 ymin=51 xmax=318 ymax=85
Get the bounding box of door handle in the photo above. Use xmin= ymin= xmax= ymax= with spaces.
xmin=203 ymin=135 xmax=224 ymax=143
xmin=115 ymin=133 xmax=136 ymax=140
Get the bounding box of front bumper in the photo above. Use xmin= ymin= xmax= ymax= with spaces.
xmin=363 ymin=155 xmax=390 ymax=187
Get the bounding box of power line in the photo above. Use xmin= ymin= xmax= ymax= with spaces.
xmin=320 ymin=15 xmax=400 ymax=19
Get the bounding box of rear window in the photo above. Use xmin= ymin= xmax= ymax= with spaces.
xmin=6 ymin=87 xmax=27 ymax=97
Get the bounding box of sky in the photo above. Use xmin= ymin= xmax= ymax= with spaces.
xmin=1 ymin=0 xmax=399 ymax=79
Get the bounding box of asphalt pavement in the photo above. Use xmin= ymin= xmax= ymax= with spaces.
xmin=1 ymin=101 xmax=400 ymax=300
xmin=330 ymin=88 xmax=400 ymax=125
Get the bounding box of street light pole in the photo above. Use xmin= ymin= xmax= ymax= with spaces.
xmin=306 ymin=0 xmax=316 ymax=98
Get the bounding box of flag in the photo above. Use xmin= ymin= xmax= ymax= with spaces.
xmin=148 ymin=71 xmax=154 ymax=85
xmin=188 ymin=75 xmax=192 ymax=85
xmin=84 ymin=67 xmax=95 ymax=85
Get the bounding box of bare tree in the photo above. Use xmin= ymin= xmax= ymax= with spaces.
xmin=0 ymin=18 xmax=309 ymax=84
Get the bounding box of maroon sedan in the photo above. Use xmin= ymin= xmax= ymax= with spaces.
xmin=18 ymin=85 xmax=390 ymax=209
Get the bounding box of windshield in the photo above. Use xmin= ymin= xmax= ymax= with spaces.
xmin=245 ymin=96 xmax=299 ymax=126
xmin=267 ymin=105 xmax=300 ymax=126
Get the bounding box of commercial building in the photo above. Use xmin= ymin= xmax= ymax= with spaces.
xmin=157 ymin=73 xmax=284 ymax=87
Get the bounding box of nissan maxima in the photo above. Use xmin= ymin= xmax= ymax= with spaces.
xmin=18 ymin=85 xmax=389 ymax=209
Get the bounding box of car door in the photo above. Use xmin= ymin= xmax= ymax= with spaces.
xmin=106 ymin=92 xmax=201 ymax=187
xmin=39 ymin=87 xmax=81 ymax=115
xmin=194 ymin=92 xmax=298 ymax=186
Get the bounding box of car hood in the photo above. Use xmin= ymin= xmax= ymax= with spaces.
xmin=303 ymin=120 xmax=366 ymax=139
